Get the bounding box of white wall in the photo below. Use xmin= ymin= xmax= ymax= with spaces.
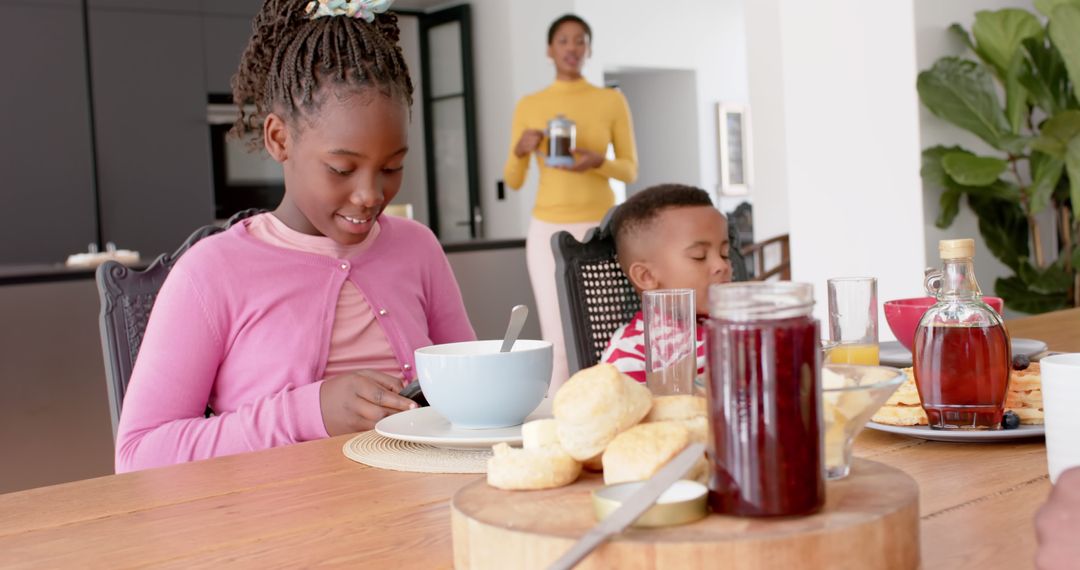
xmin=743 ymin=0 xmax=789 ymax=244
xmin=746 ymin=0 xmax=927 ymax=334
xmin=605 ymin=69 xmax=701 ymax=195
xmin=466 ymin=0 xmax=750 ymax=238
xmin=577 ymin=0 xmax=750 ymax=204
xmin=913 ymin=0 xmax=1050 ymax=318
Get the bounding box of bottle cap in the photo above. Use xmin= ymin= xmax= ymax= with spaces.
xmin=939 ymin=239 xmax=975 ymax=260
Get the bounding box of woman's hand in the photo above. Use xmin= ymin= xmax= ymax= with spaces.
xmin=556 ymin=148 xmax=604 ymax=172
xmin=1036 ymin=467 xmax=1080 ymax=569
xmin=320 ymin=370 xmax=417 ymax=436
xmin=514 ymin=129 xmax=545 ymax=158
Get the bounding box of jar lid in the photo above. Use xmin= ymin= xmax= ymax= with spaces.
xmin=708 ymin=282 xmax=815 ymax=321
xmin=939 ymin=239 xmax=975 ymax=259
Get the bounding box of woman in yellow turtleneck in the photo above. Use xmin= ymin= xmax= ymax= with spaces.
xmin=504 ymin=14 xmax=638 ymax=392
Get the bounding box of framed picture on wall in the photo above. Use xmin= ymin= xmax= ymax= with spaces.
xmin=717 ymin=103 xmax=752 ymax=196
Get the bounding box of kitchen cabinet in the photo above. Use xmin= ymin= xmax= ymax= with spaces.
xmin=200 ymin=0 xmax=262 ymax=17
xmin=88 ymin=7 xmax=215 ymax=259
xmin=0 ymin=1 xmax=98 ymax=264
xmin=203 ymin=12 xmax=257 ymax=95
xmin=87 ymin=0 xmax=201 ymax=13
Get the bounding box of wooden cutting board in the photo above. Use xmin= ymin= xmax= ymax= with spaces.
xmin=451 ymin=458 xmax=919 ymax=570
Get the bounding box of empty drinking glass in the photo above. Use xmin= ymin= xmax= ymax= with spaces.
xmin=643 ymin=289 xmax=697 ymax=395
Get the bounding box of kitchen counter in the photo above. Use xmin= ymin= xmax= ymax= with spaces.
xmin=0 ymin=263 xmax=117 ymax=287
xmin=0 ymin=238 xmax=526 ymax=286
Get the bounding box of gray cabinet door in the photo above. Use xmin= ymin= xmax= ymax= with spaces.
xmin=89 ymin=8 xmax=214 ymax=259
xmin=200 ymin=0 xmax=262 ymax=17
xmin=0 ymin=2 xmax=98 ymax=264
xmin=203 ymin=13 xmax=256 ymax=95
xmin=88 ymin=0 xmax=201 ymax=13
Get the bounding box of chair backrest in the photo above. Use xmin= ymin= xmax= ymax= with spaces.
xmin=95 ymin=209 xmax=263 ymax=437
xmin=553 ymin=207 xmax=749 ymax=375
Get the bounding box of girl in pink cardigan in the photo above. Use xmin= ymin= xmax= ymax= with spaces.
xmin=115 ymin=0 xmax=475 ymax=473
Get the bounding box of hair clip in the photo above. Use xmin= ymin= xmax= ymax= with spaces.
xmin=304 ymin=0 xmax=393 ymax=23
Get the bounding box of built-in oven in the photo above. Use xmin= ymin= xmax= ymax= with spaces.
xmin=207 ymin=94 xmax=284 ymax=220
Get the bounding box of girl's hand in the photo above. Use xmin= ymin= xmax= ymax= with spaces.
xmin=556 ymin=148 xmax=604 ymax=172
xmin=320 ymin=370 xmax=417 ymax=436
xmin=514 ymin=129 xmax=545 ymax=157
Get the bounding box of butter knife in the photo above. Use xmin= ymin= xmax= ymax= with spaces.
xmin=547 ymin=443 xmax=706 ymax=570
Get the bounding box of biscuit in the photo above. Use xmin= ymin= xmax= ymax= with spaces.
xmin=676 ymin=415 xmax=710 ymax=445
xmin=522 ymin=419 xmax=560 ymax=449
xmin=554 ymin=364 xmax=628 ymax=460
xmin=487 ymin=443 xmax=582 ymax=490
xmin=618 ymin=375 xmax=654 ymax=432
xmin=644 ymin=395 xmax=707 ymax=423
xmin=602 ymin=421 xmax=691 ymax=485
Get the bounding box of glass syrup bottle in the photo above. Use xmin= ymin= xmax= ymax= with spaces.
xmin=913 ymin=239 xmax=1011 ymax=430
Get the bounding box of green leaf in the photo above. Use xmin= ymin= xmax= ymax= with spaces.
xmin=1005 ymin=55 xmax=1029 ymax=133
xmin=941 ymin=152 xmax=1008 ymax=185
xmin=996 ymin=275 xmax=1069 ymax=313
xmin=1017 ymin=258 xmax=1073 ymax=293
xmin=1037 ymin=0 xmax=1080 ymax=17
xmin=1067 ymin=136 xmax=1080 ymax=219
xmin=1020 ymin=37 xmax=1073 ymax=116
xmin=1029 ymin=152 xmax=1065 ymax=214
xmin=1033 ymin=110 xmax=1080 ymax=156
xmin=968 ymin=194 xmax=1030 ymax=271
xmin=917 ymin=58 xmax=1024 ymax=153
xmin=1073 ymin=243 xmax=1080 ymax=268
xmin=1049 ymin=4 xmax=1080 ymax=103
xmin=973 ymin=9 xmax=1045 ymax=77
xmin=949 ymin=23 xmax=977 ymax=53
xmin=937 ymin=187 xmax=963 ymax=229
xmin=921 ymin=146 xmax=965 ymax=190
xmin=1032 ymin=110 xmax=1080 ymax=156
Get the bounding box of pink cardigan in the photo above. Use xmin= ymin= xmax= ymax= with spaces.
xmin=115 ymin=216 xmax=476 ymax=472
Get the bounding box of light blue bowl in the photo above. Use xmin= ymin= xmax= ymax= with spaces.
xmin=415 ymin=340 xmax=553 ymax=429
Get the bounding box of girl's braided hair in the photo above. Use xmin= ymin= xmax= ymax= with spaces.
xmin=230 ymin=0 xmax=413 ymax=144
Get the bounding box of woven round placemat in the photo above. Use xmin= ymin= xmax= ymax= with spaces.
xmin=342 ymin=430 xmax=491 ymax=474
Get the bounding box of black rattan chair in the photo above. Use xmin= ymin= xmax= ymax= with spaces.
xmin=552 ymin=207 xmax=749 ymax=375
xmin=95 ymin=209 xmax=263 ymax=437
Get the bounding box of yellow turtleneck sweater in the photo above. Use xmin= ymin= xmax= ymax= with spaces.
xmin=504 ymin=79 xmax=638 ymax=223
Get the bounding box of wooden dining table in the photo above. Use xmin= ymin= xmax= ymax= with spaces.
xmin=1 ymin=308 xmax=1076 ymax=568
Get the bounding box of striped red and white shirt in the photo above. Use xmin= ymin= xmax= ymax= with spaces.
xmin=600 ymin=310 xmax=707 ymax=384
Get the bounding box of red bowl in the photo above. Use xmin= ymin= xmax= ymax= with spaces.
xmin=883 ymin=296 xmax=1004 ymax=352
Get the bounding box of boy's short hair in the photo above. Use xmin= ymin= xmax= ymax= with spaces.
xmin=610 ymin=184 xmax=715 ymax=260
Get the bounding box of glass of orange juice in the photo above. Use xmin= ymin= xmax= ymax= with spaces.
xmin=826 ymin=277 xmax=879 ymax=366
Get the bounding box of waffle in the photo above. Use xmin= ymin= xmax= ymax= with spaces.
xmin=871 ymin=364 xmax=1043 ymax=426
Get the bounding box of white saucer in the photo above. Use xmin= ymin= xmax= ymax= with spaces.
xmin=375 ymin=400 xmax=553 ymax=450
xmin=866 ymin=421 xmax=1044 ymax=442
xmin=878 ymin=338 xmax=1048 ymax=368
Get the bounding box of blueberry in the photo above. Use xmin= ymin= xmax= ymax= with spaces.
xmin=1012 ymin=354 xmax=1030 ymax=371
xmin=1002 ymin=410 xmax=1020 ymax=429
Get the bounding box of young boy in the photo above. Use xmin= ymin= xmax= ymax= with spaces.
xmin=600 ymin=184 xmax=733 ymax=382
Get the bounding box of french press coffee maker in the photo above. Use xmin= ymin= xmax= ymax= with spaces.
xmin=546 ymin=115 xmax=575 ymax=167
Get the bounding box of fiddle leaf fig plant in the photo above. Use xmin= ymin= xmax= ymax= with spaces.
xmin=918 ymin=5 xmax=1080 ymax=313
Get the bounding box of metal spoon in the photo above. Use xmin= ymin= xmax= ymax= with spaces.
xmin=500 ymin=305 xmax=529 ymax=353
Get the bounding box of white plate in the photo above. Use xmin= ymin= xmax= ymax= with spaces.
xmin=866 ymin=421 xmax=1044 ymax=442
xmin=878 ymin=338 xmax=1049 ymax=368
xmin=375 ymin=400 xmax=552 ymax=450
